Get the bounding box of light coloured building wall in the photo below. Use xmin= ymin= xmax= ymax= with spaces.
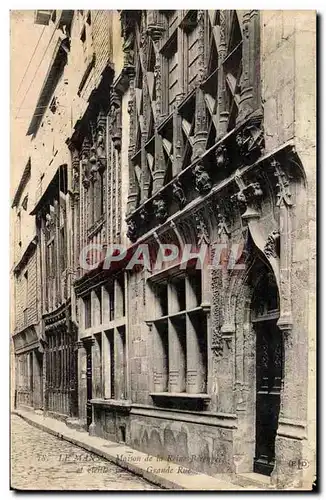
xmin=261 ymin=10 xmax=316 ymax=488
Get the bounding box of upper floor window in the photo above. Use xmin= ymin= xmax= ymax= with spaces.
xmin=80 ymin=10 xmax=93 ymax=67
xmin=223 ymin=11 xmax=243 ymax=130
xmin=162 ymin=33 xmax=178 ymax=114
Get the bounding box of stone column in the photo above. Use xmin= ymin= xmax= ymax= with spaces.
xmin=218 ymin=10 xmax=229 ymax=138
xmin=237 ymin=10 xmax=260 ymax=124
xmin=77 ymin=341 xmax=87 ymax=424
xmin=271 ymin=159 xmax=306 ymax=487
xmin=115 ymin=327 xmax=126 ymax=400
xmin=126 ymin=69 xmax=138 ymax=215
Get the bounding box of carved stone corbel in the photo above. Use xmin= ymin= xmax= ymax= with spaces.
xmin=172 ymin=179 xmax=186 ymax=208
xmin=233 ymin=170 xmax=263 ymax=221
xmin=153 ymin=195 xmax=168 ymax=224
xmin=215 ymin=143 xmax=229 ymax=169
xmin=236 ymin=113 xmax=264 ymax=164
xmin=193 ymin=162 xmax=212 ymax=195
xmin=139 ymin=207 xmax=149 ymax=226
xmin=126 ymin=218 xmax=138 ymax=243
xmin=147 ymin=11 xmax=165 ymax=41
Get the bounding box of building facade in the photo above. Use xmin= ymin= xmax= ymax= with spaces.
xmin=11 ymin=10 xmax=316 ymax=489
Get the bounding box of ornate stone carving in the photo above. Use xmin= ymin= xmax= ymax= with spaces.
xmin=126 ymin=218 xmax=138 ymax=243
xmin=236 ymin=115 xmax=264 ymax=163
xmin=71 ymin=149 xmax=80 ymax=194
xmin=172 ymin=180 xmax=186 ymax=208
xmin=272 ymin=158 xmax=293 ymax=207
xmin=81 ymin=141 xmax=91 ymax=189
xmin=153 ymin=196 xmax=168 ymax=223
xmin=211 ymin=328 xmax=224 ymax=356
xmin=120 ymin=11 xmax=139 ymax=69
xmin=264 ymin=230 xmax=280 ymax=259
xmin=45 ymin=213 xmax=54 ymax=230
xmin=215 ymin=143 xmax=229 ymax=169
xmin=233 ymin=171 xmax=263 ymax=221
xmin=195 ymin=211 xmax=210 ymax=245
xmin=89 ymin=145 xmax=98 ymax=180
xmin=196 ymin=10 xmax=206 ymax=84
xmin=217 ymin=213 xmax=231 ymax=239
xmin=109 ymin=89 xmax=122 ymax=151
xmin=139 ymin=207 xmax=149 ymax=225
xmin=147 ymin=11 xmax=165 ymax=42
xmin=194 ymin=162 xmax=212 ymax=194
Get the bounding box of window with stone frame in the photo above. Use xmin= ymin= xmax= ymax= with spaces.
xmin=149 ymin=266 xmax=207 ymax=398
xmin=162 ymin=31 xmax=178 ymax=115
xmin=80 ymin=111 xmax=107 ymax=232
xmin=181 ymin=10 xmax=200 ymax=94
xmin=80 ymin=276 xmax=127 ymax=401
xmin=223 ymin=10 xmax=243 ymax=131
xmin=126 ymin=10 xmax=207 ymax=215
xmin=79 ymin=10 xmax=93 ymax=68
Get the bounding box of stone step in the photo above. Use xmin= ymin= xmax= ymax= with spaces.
xmin=231 ymin=472 xmax=275 ymax=490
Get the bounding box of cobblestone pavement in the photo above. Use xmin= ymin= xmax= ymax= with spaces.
xmin=11 ymin=415 xmax=159 ymax=490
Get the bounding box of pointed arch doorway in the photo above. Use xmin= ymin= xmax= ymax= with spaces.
xmin=251 ymin=270 xmax=283 ymax=476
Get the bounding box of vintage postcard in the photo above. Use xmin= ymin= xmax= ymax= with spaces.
xmin=10 ymin=9 xmax=316 ymax=491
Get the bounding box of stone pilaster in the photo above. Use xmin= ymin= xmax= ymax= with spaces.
xmin=237 ymin=10 xmax=261 ymax=124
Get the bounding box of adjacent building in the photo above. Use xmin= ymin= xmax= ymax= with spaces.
xmin=11 ymin=10 xmax=316 ymax=489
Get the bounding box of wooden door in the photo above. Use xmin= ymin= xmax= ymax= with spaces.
xmin=85 ymin=344 xmax=93 ymax=428
xmin=254 ymin=320 xmax=283 ymax=476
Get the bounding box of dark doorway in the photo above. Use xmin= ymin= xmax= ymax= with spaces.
xmin=250 ymin=267 xmax=283 ymax=476
xmin=29 ymin=352 xmax=34 ymax=407
xmin=85 ymin=343 xmax=93 ymax=428
xmin=254 ymin=319 xmax=283 ymax=475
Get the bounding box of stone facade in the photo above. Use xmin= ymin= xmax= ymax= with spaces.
xmin=11 ymin=10 xmax=316 ymax=489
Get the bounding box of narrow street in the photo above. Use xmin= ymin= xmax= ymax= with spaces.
xmin=11 ymin=415 xmax=159 ymax=490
